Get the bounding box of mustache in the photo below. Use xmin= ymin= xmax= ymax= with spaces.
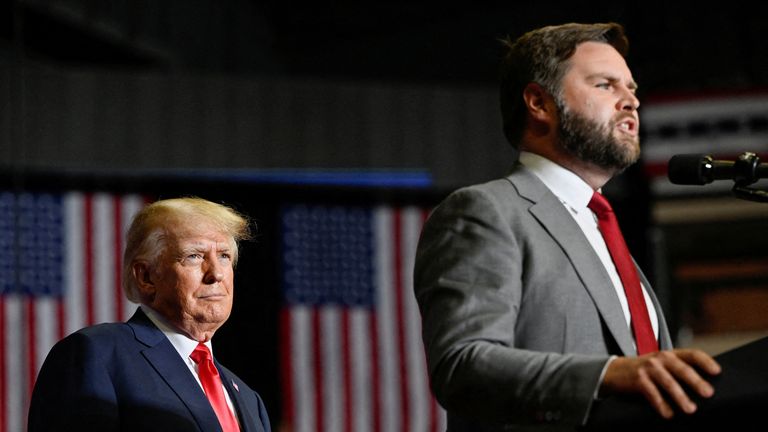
xmin=611 ymin=113 xmax=638 ymax=126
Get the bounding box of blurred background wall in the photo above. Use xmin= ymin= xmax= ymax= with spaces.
xmin=4 ymin=1 xmax=768 ymax=431
xmin=6 ymin=1 xmax=768 ymax=186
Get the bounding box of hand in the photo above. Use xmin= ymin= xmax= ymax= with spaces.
xmin=600 ymin=349 xmax=721 ymax=419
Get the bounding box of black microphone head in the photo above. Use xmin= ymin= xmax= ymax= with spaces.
xmin=668 ymin=154 xmax=713 ymax=185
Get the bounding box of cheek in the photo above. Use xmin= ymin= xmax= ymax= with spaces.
xmin=575 ymin=96 xmax=601 ymax=116
xmin=582 ymin=103 xmax=616 ymax=128
xmin=168 ymin=271 xmax=201 ymax=300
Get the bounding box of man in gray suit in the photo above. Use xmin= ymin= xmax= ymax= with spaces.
xmin=414 ymin=22 xmax=721 ymax=431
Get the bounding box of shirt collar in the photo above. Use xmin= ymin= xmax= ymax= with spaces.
xmin=518 ymin=151 xmax=595 ymax=210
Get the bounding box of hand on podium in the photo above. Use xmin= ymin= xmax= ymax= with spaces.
xmin=600 ymin=349 xmax=721 ymax=418
xmin=586 ymin=336 xmax=768 ymax=431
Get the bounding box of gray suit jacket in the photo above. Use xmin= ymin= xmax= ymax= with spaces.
xmin=414 ymin=165 xmax=672 ymax=432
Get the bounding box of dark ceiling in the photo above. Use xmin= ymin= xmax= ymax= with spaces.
xmin=5 ymin=1 xmax=768 ymax=98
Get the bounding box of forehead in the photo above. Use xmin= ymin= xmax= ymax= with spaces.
xmin=166 ymin=221 xmax=232 ymax=247
xmin=567 ymin=41 xmax=633 ymax=79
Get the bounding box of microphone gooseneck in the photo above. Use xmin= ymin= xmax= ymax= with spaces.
xmin=667 ymin=152 xmax=768 ymax=203
xmin=668 ymin=152 xmax=767 ymax=186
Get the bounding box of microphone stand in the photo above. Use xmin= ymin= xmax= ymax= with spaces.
xmin=728 ymin=152 xmax=768 ymax=203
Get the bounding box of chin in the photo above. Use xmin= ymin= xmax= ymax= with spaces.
xmin=197 ymin=305 xmax=232 ymax=323
xmin=617 ymin=138 xmax=641 ymax=162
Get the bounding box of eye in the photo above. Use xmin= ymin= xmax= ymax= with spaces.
xmin=180 ymin=253 xmax=203 ymax=264
xmin=595 ymin=82 xmax=611 ymax=90
xmin=218 ymin=252 xmax=232 ymax=261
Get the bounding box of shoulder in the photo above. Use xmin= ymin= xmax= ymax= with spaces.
xmin=70 ymin=321 xmax=133 ymax=344
xmin=429 ymin=172 xmax=536 ymax=223
xmin=46 ymin=322 xmax=133 ymax=361
xmin=453 ymin=175 xmax=522 ymax=199
xmin=32 ymin=322 xmax=134 ymax=399
xmin=443 ymin=162 xmax=544 ymax=204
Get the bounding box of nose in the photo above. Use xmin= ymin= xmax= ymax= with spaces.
xmin=618 ymin=87 xmax=640 ymax=112
xmin=202 ymin=258 xmax=224 ymax=284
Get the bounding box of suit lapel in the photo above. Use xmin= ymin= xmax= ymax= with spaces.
xmin=507 ymin=169 xmax=636 ymax=355
xmin=128 ymin=309 xmax=223 ymax=432
xmin=217 ymin=364 xmax=262 ymax=432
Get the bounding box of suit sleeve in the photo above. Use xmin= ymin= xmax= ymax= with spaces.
xmin=414 ymin=187 xmax=609 ymax=427
xmin=28 ymin=332 xmax=120 ymax=432
xmin=254 ymin=391 xmax=272 ymax=432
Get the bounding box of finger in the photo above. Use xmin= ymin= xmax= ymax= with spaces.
xmin=676 ymin=349 xmax=722 ymax=375
xmin=663 ymin=355 xmax=715 ymax=399
xmin=646 ymin=358 xmax=698 ymax=414
xmin=636 ymin=368 xmax=675 ymax=419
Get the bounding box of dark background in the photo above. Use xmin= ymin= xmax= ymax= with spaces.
xmin=5 ymin=1 xmax=768 ymax=96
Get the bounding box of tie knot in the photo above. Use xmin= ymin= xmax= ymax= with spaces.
xmin=588 ymin=191 xmax=613 ymax=217
xmin=190 ymin=342 xmax=212 ymax=364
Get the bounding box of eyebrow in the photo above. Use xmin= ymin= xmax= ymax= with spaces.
xmin=178 ymin=242 xmax=231 ymax=255
xmin=588 ymin=73 xmax=638 ymax=92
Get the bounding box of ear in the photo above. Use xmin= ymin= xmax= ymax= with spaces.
xmin=522 ymin=82 xmax=555 ymax=122
xmin=132 ymin=261 xmax=156 ymax=299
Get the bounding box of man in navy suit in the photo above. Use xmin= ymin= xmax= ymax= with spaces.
xmin=28 ymin=197 xmax=271 ymax=432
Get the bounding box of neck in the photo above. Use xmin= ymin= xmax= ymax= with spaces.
xmin=175 ymin=319 xmax=219 ymax=342
xmin=141 ymin=304 xmax=220 ymax=342
xmin=562 ymin=159 xmax=615 ymax=190
xmin=521 ymin=147 xmax=615 ymax=190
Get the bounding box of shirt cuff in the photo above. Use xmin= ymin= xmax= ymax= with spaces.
xmin=593 ymin=355 xmax=618 ymax=400
xmin=581 ymin=355 xmax=617 ymax=426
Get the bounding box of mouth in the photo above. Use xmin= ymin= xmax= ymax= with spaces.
xmin=615 ymin=116 xmax=639 ymax=136
xmin=197 ymin=292 xmax=227 ymax=300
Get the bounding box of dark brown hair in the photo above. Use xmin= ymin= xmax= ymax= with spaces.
xmin=499 ymin=22 xmax=629 ymax=147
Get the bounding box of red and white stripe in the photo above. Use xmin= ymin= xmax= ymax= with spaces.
xmin=0 ymin=191 xmax=145 ymax=432
xmin=281 ymin=205 xmax=446 ymax=432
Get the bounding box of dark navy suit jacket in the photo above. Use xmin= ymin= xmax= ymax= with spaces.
xmin=28 ymin=308 xmax=271 ymax=432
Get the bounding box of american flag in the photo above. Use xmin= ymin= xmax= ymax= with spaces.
xmin=0 ymin=190 xmax=145 ymax=432
xmin=279 ymin=203 xmax=446 ymax=432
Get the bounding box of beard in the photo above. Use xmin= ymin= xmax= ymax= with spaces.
xmin=555 ymin=101 xmax=641 ymax=173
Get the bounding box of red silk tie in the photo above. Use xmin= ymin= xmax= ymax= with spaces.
xmin=190 ymin=343 xmax=241 ymax=432
xmin=588 ymin=192 xmax=659 ymax=355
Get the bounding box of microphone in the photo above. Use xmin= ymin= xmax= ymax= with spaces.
xmin=667 ymin=152 xmax=768 ymax=185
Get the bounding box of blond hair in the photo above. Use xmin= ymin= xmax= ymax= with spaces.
xmin=122 ymin=197 xmax=251 ymax=303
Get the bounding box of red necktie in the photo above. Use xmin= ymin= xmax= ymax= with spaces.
xmin=588 ymin=192 xmax=659 ymax=355
xmin=190 ymin=343 xmax=241 ymax=432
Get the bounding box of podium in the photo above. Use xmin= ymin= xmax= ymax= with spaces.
xmin=584 ymin=336 xmax=768 ymax=431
